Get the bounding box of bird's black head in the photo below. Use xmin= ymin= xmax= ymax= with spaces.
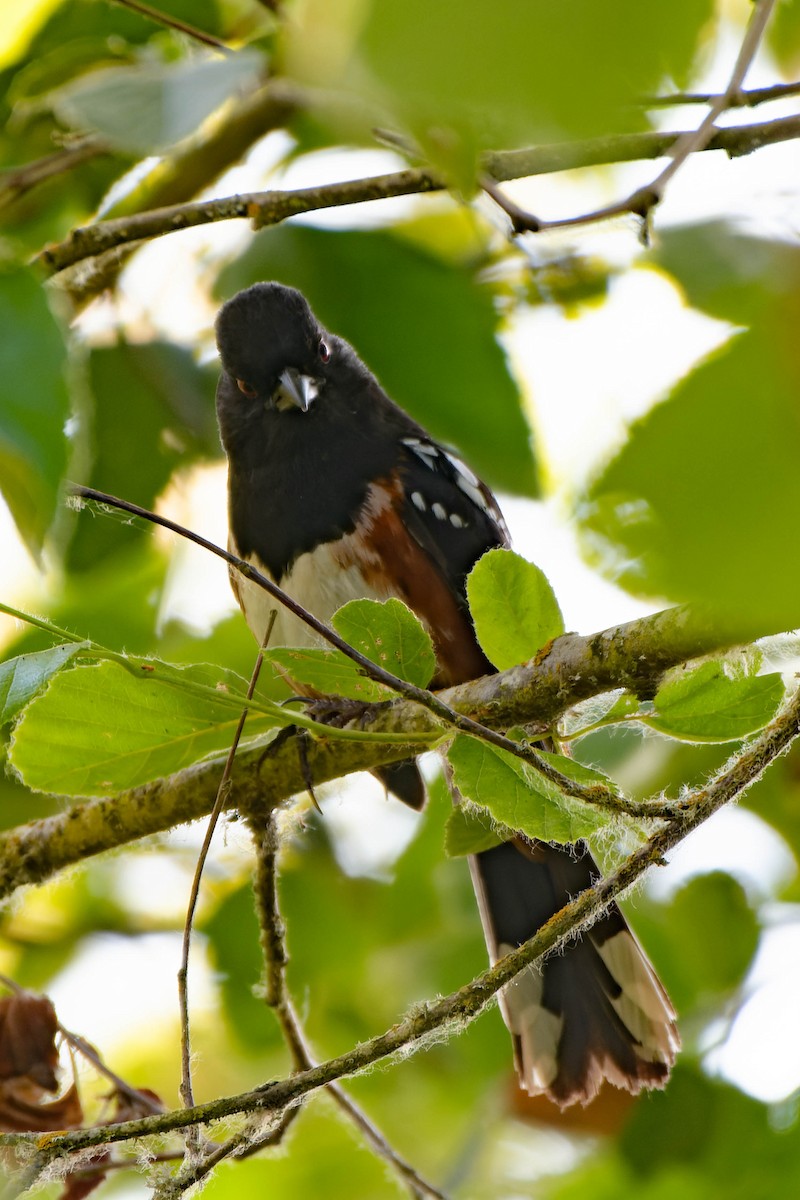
xmin=215 ymin=282 xmax=337 ymax=426
xmin=214 ymin=280 xmax=414 ymax=578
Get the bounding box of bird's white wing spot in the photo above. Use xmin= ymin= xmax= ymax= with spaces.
xmin=444 ymin=450 xmax=479 ymax=487
xmin=455 ymin=474 xmax=490 ymax=513
xmin=402 ymin=437 xmax=440 ymax=468
xmin=403 ymin=436 xmax=498 ymax=527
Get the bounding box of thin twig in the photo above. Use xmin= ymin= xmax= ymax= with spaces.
xmin=0 ymin=138 xmax=109 ymax=211
xmin=35 ymin=110 xmax=800 ymax=278
xmin=165 ymin=801 xmax=449 ymax=1195
xmin=245 ymin=805 xmax=451 ymax=1199
xmin=8 ymin=685 xmax=799 ymax=1167
xmin=60 ymin=1030 xmax=163 ymax=1114
xmin=178 ymin=619 xmax=274 ymax=1117
xmin=107 ymin=0 xmax=231 ymax=50
xmin=645 ymin=0 xmax=778 ymax=202
xmin=203 ymin=1109 xmax=301 ymax=1173
xmin=163 ymin=1107 xmax=301 ymax=1194
xmin=484 ymin=0 xmax=779 ymax=237
xmin=646 ymin=79 xmax=800 ymax=109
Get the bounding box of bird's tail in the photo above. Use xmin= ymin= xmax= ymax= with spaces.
xmin=469 ymin=838 xmax=680 ymax=1107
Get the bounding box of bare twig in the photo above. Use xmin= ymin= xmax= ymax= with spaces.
xmin=161 ymin=1107 xmax=301 ymax=1194
xmin=149 ymin=1104 xmax=299 ymax=1200
xmin=60 ymin=1029 xmax=164 ymax=1115
xmin=322 ymin=1089 xmax=449 ymax=1200
xmin=646 ymin=79 xmax=800 ymax=109
xmin=161 ymin=783 xmax=450 ymax=1195
xmin=248 ymin=811 xmax=295 ymax=1046
xmin=643 ymin=0 xmax=778 ymax=204
xmin=484 ymin=0 xmax=779 ymax=237
xmin=243 ymin=805 xmax=450 ymax=1199
xmin=38 ymin=169 xmax=441 ymax=276
xmin=51 ymin=81 xmax=297 ymax=306
xmin=35 ymin=110 xmax=800 ymax=279
xmin=177 ymin=620 xmax=273 ymax=1127
xmin=0 ymin=138 xmax=110 ymax=211
xmin=6 ymin=684 xmax=798 ymax=1168
xmin=108 ymin=0 xmax=231 ymax=51
xmin=0 ymin=600 xmax=779 ymax=903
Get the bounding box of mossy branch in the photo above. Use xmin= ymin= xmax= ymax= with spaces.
xmin=0 ymin=602 xmax=779 ymax=903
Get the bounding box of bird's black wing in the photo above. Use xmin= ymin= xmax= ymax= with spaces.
xmin=397 ymin=436 xmax=509 ymax=609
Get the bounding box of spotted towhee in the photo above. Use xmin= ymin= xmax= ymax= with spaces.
xmin=215 ymin=282 xmax=679 ymax=1107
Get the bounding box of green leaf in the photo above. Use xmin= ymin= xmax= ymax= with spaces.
xmin=602 ymin=692 xmax=640 ymax=722
xmin=619 ymin=1065 xmax=800 ymax=1194
xmin=537 ymin=748 xmax=620 ymax=795
xmin=7 ymin=544 xmax=168 ymax=661
xmin=0 ymin=267 xmax=70 ymax=558
xmin=654 ymin=222 xmax=800 ymax=328
xmin=768 ymin=0 xmax=800 ymax=73
xmin=216 ymin=223 xmax=537 ymax=496
xmin=448 ymin=736 xmax=609 ymax=845
xmin=466 ymin=548 xmax=564 ymax=670
xmin=646 ymin=661 xmax=784 ymax=742
xmin=9 ymin=659 xmax=278 ymax=796
xmin=267 ymin=646 xmax=388 ymax=703
xmin=331 ymin=598 xmax=435 ymax=689
xmin=0 ymin=644 xmax=86 ymax=724
xmin=668 ymin=872 xmax=759 ymax=996
xmin=69 ymin=340 xmax=218 ymax=571
xmin=286 ymin=0 xmax=712 ymax=173
xmin=561 ymin=690 xmax=640 ymax=740
xmin=444 ymin=804 xmax=506 ymax=857
xmin=579 ymin=319 xmax=800 ymax=629
xmin=53 ymin=50 xmax=263 ymax=154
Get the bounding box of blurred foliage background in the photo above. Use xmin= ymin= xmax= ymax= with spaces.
xmin=2 ymin=0 xmax=800 ymax=1196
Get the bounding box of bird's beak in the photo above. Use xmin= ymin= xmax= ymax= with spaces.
xmin=274 ymin=367 xmax=319 ymax=413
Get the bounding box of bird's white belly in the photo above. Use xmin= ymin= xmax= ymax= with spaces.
xmin=235 ymin=541 xmax=394 ymax=650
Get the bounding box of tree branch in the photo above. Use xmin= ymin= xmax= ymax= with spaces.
xmin=50 ymin=80 xmax=300 ymax=305
xmin=646 ymin=79 xmax=800 ymax=109
xmin=177 ymin=632 xmax=270 ymax=1144
xmin=0 ymin=137 xmax=110 ymax=211
xmin=7 ymin=683 xmax=798 ymax=1169
xmin=0 ymin=603 xmax=779 ymax=903
xmin=35 ymin=113 xmax=800 ymax=280
xmin=108 ymin=0 xmax=233 ymax=51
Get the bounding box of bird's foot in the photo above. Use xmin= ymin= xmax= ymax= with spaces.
xmin=304 ymin=695 xmax=388 ymax=730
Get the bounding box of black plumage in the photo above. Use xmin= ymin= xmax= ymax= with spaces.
xmin=215 ymin=281 xmax=679 ymax=1106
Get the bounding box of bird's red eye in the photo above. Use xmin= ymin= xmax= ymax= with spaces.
xmin=318 ymin=340 xmax=331 ymax=363
xmin=236 ymin=378 xmax=258 ymax=398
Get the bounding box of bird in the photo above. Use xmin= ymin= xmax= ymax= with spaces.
xmin=215 ymin=281 xmax=679 ymax=1107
